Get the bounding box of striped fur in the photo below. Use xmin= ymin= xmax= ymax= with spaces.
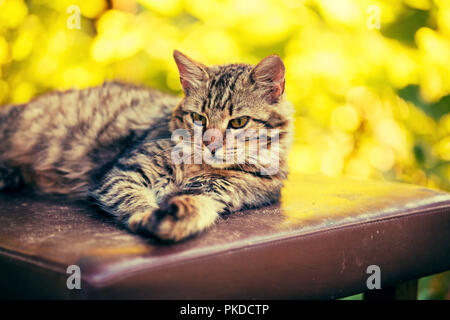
xmin=0 ymin=52 xmax=293 ymax=241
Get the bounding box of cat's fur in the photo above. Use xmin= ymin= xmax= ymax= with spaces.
xmin=0 ymin=51 xmax=293 ymax=241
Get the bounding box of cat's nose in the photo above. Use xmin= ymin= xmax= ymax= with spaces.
xmin=205 ymin=136 xmax=220 ymax=155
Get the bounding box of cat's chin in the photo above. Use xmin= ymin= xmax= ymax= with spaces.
xmin=203 ymin=156 xmax=229 ymax=169
xmin=207 ymin=162 xmax=230 ymax=169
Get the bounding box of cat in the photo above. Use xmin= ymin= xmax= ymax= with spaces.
xmin=0 ymin=50 xmax=293 ymax=241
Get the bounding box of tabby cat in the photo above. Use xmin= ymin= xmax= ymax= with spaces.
xmin=0 ymin=51 xmax=293 ymax=241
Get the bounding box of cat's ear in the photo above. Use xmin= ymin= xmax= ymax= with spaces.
xmin=250 ymin=55 xmax=285 ymax=104
xmin=173 ymin=50 xmax=209 ymax=96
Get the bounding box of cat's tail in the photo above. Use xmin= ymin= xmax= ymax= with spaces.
xmin=0 ymin=104 xmax=26 ymax=190
xmin=0 ymin=103 xmax=25 ymax=163
xmin=0 ymin=104 xmax=22 ymax=143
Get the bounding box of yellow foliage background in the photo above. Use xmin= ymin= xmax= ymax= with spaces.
xmin=1 ymin=0 xmax=449 ymax=191
xmin=0 ymin=0 xmax=449 ymax=299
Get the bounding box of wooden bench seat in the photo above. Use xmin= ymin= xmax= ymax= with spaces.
xmin=0 ymin=173 xmax=449 ymax=299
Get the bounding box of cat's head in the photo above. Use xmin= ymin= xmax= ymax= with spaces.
xmin=170 ymin=50 xmax=293 ymax=174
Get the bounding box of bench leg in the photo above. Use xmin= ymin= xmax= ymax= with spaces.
xmin=363 ymin=279 xmax=418 ymax=300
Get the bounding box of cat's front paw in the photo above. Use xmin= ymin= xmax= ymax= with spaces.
xmin=139 ymin=195 xmax=219 ymax=242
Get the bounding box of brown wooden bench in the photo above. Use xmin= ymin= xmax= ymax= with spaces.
xmin=0 ymin=173 xmax=449 ymax=299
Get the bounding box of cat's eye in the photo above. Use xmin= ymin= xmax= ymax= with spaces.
xmin=229 ymin=116 xmax=250 ymax=129
xmin=191 ymin=112 xmax=207 ymax=126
